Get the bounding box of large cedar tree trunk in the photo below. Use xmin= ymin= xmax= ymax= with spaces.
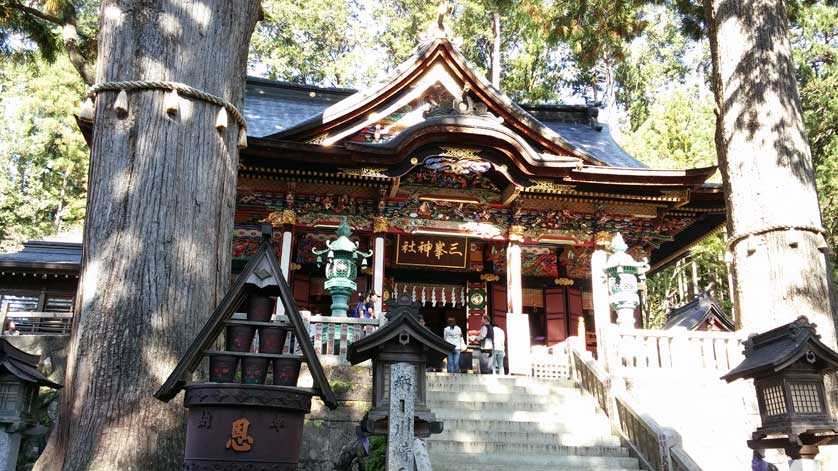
xmin=704 ymin=0 xmax=838 ymax=383
xmin=35 ymin=1 xmax=261 ymax=469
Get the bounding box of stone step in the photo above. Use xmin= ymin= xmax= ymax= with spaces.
xmin=428 ymin=398 xmax=599 ymax=413
xmin=426 ymin=439 xmax=630 ymax=456
xmin=432 ymin=428 xmax=622 ymax=447
xmin=428 ymin=451 xmax=640 ymax=469
xmin=427 ymin=373 xmax=574 ymax=388
xmin=432 ymin=408 xmax=613 ymax=425
xmin=437 ymin=417 xmax=613 ymax=435
xmin=426 ymin=382 xmax=580 ymax=396
xmin=427 ymin=385 xmax=593 ymax=403
xmin=432 ymin=464 xmax=640 ymax=471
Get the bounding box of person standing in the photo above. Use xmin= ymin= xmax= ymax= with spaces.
xmin=492 ymin=324 xmax=506 ymax=375
xmin=364 ymin=291 xmax=379 ymax=319
xmin=3 ymin=321 xmax=20 ymax=336
xmin=350 ymin=292 xmax=366 ymax=318
xmin=478 ymin=315 xmax=494 ymax=374
xmin=443 ymin=317 xmax=463 ymax=373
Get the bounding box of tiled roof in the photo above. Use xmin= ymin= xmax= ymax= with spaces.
xmin=242 ymin=77 xmax=647 ymax=168
xmin=0 ymin=241 xmax=81 ymax=269
xmin=664 ymin=292 xmax=734 ymax=331
xmin=244 ymin=77 xmax=353 ymax=138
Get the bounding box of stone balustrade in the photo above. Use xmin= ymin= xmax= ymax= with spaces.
xmin=604 ymin=326 xmax=747 ymax=374
xmin=568 ymin=337 xmax=705 ymax=471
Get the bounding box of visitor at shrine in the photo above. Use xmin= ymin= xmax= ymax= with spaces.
xmin=364 ymin=291 xmax=379 ymax=319
xmin=479 ymin=315 xmax=494 ymax=374
xmin=3 ymin=321 xmax=20 ymax=336
xmin=443 ymin=317 xmax=464 ymax=373
xmin=492 ymin=324 xmax=506 ymax=375
xmin=350 ymin=293 xmax=367 ymax=318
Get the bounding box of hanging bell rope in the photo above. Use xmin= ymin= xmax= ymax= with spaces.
xmin=83 ymin=80 xmax=249 ymax=148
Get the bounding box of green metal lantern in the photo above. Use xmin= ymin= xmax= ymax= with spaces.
xmin=604 ymin=233 xmax=649 ymax=328
xmin=312 ymin=218 xmax=373 ymax=316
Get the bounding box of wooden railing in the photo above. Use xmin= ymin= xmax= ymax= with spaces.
xmin=605 ymin=326 xmax=746 ymax=373
xmin=0 ymin=311 xmax=73 ymax=336
xmin=568 ymin=337 xmax=703 ymax=471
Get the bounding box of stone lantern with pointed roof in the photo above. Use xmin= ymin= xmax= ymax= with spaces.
xmin=347 ymin=293 xmax=453 ymax=438
xmin=312 ymin=218 xmax=373 ymax=317
xmin=722 ymin=316 xmax=838 ymax=461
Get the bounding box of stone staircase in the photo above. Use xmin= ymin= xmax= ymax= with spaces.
xmin=425 ymin=373 xmax=640 ymax=471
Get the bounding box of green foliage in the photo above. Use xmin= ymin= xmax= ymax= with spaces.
xmin=615 ymin=6 xmax=696 ymax=130
xmin=0 ymin=55 xmax=88 ymax=249
xmin=250 ymin=0 xmax=380 ymax=87
xmin=793 ymin=2 xmax=838 ymax=281
xmin=0 ymin=1 xmax=98 ymax=70
xmin=364 ymin=436 xmax=387 ymax=471
xmin=621 ymin=87 xmax=716 ymax=170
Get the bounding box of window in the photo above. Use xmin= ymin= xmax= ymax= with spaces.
xmin=762 ymin=384 xmax=787 ymax=417
xmin=0 ymin=382 xmax=20 ymax=414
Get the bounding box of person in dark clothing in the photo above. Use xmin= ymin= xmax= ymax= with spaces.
xmin=478 ymin=315 xmax=494 ymax=374
xmin=364 ymin=291 xmax=378 ymax=319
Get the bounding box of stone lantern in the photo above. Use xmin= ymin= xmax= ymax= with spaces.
xmin=312 ymin=218 xmax=373 ymax=316
xmin=604 ymin=233 xmax=649 ymax=328
xmin=347 ymin=293 xmax=453 ymax=438
xmin=0 ymin=338 xmax=61 ymax=471
xmin=722 ymin=316 xmax=838 ymax=465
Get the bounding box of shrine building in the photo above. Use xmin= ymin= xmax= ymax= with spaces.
xmin=232 ymin=35 xmax=725 ymax=350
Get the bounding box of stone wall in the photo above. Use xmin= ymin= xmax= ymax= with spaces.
xmin=297 ymin=363 xmax=373 ymax=471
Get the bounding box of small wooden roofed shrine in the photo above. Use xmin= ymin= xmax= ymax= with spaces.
xmin=0 ymin=240 xmax=81 ymax=316
xmin=664 ymin=292 xmax=734 ymax=332
xmin=0 ymin=338 xmax=62 ymax=390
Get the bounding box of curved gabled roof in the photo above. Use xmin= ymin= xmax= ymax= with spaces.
xmin=257 ymin=38 xmax=646 ymax=168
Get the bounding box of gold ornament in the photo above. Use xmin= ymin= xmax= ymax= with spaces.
xmin=554 ymin=278 xmax=575 ymax=286
xmin=373 ymin=216 xmax=389 ymax=234
xmin=508 ymin=225 xmax=526 ymax=242
xmin=480 ymin=273 xmax=500 ymax=282
xmin=265 ymin=209 xmax=297 ymax=227
xmin=594 ymin=231 xmax=612 ymax=249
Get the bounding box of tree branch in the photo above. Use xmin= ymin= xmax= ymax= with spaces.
xmin=8 ymin=2 xmax=64 ymax=26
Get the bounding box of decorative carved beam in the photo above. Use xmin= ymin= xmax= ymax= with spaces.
xmin=388 ymin=176 xmax=401 ymax=198
xmin=500 ymin=183 xmax=521 ymax=206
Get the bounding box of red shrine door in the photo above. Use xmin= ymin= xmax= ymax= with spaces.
xmin=544 ymin=287 xmax=584 ymax=345
xmin=544 ymin=287 xmax=567 ymax=344
xmin=490 ymin=283 xmax=507 ymax=332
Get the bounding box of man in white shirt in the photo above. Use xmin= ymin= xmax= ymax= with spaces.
xmin=443 ymin=317 xmax=464 ymax=373
xmin=492 ymin=325 xmax=506 ymax=375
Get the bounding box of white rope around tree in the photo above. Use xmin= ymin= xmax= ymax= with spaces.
xmin=80 ymin=80 xmax=249 ymax=148
xmin=726 ymin=224 xmax=828 ymax=253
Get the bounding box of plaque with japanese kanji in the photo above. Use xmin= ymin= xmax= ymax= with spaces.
xmin=395 ymin=234 xmax=469 ymax=269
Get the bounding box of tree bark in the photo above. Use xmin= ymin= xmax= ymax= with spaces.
xmin=704 ymin=0 xmax=837 ymax=369
xmin=490 ymin=11 xmax=501 ymax=89
xmin=34 ymin=1 xmax=261 ymax=470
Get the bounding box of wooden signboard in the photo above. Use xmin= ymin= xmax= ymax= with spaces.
xmin=395 ymin=234 xmax=469 ymax=269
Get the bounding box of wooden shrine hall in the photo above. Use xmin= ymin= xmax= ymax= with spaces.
xmin=68 ymin=32 xmax=725 ymax=366
xmin=230 ymin=35 xmax=725 ymax=352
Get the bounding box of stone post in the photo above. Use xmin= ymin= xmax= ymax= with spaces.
xmin=591 ymin=232 xmax=612 ymax=365
xmin=0 ymin=429 xmax=21 ymax=471
xmin=388 ymin=362 xmax=416 ymax=470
